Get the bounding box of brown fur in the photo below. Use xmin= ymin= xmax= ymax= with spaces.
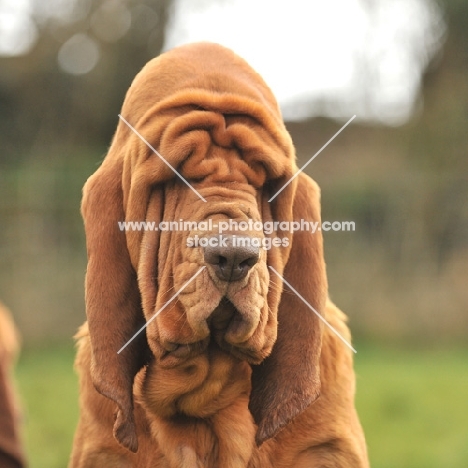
xmin=69 ymin=42 xmax=369 ymax=467
xmin=0 ymin=303 xmax=26 ymax=468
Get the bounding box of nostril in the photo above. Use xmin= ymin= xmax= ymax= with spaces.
xmin=240 ymin=253 xmax=259 ymax=268
xmin=204 ymin=249 xmax=228 ymax=268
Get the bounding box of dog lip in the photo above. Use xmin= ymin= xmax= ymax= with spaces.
xmin=187 ymin=318 xmax=210 ymax=338
xmin=208 ymin=298 xmax=236 ymax=330
xmin=224 ymin=318 xmax=256 ymax=344
xmin=208 ymin=299 xmax=258 ymax=346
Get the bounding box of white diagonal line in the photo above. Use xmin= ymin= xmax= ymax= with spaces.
xmin=269 ymin=266 xmax=357 ymax=353
xmin=268 ymin=115 xmax=356 ymax=202
xmin=117 ymin=267 xmax=206 ymax=354
xmin=118 ymin=114 xmax=207 ymax=202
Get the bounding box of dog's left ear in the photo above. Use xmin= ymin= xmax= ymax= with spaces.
xmin=250 ymin=172 xmax=327 ymax=445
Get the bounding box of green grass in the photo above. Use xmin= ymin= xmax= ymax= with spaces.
xmin=13 ymin=343 xmax=468 ymax=468
xmin=355 ymin=344 xmax=468 ymax=468
xmin=15 ymin=343 xmax=79 ymax=468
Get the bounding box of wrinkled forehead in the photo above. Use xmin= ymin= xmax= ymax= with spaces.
xmin=135 ymin=104 xmax=296 ymax=185
xmin=178 ymin=120 xmax=275 ymax=187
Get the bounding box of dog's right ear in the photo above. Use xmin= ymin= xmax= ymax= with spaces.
xmin=81 ymin=157 xmax=150 ymax=453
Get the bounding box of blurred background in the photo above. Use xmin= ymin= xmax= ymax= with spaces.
xmin=0 ymin=0 xmax=467 ymax=466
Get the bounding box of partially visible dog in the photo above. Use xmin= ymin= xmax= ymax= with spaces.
xmin=0 ymin=302 xmax=26 ymax=468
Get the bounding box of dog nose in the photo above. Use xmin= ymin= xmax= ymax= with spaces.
xmin=203 ymin=236 xmax=259 ymax=281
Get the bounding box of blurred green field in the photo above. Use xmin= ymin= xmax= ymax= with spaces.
xmin=355 ymin=344 xmax=468 ymax=468
xmin=14 ymin=343 xmax=468 ymax=468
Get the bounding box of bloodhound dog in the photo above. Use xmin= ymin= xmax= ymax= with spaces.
xmin=70 ymin=42 xmax=369 ymax=467
xmin=0 ymin=302 xmax=26 ymax=468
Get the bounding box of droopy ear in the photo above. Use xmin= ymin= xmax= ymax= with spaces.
xmin=249 ymin=172 xmax=327 ymax=445
xmin=81 ymin=158 xmax=150 ymax=453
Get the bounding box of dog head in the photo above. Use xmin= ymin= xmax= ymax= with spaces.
xmin=82 ymin=42 xmax=327 ymax=452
